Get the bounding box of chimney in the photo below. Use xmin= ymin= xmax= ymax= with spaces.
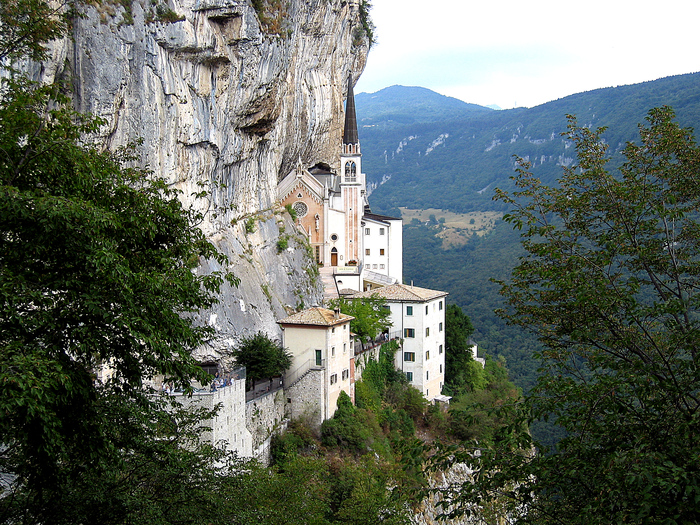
xmin=334 ymin=307 xmax=340 ymax=319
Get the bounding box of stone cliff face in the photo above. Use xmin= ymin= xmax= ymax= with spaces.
xmin=38 ymin=0 xmax=368 ymax=355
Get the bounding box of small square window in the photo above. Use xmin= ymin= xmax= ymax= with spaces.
xmin=379 ymin=264 xmax=385 ymax=269
xmin=404 ymin=328 xmax=415 ymax=338
xmin=380 ymin=248 xmax=385 ymax=255
xmin=365 ymin=249 xmax=370 ymax=256
xmin=406 ymin=372 xmax=413 ymax=381
xmin=380 ymin=228 xmax=385 ymax=235
xmin=406 ymin=306 xmax=413 ymax=316
xmin=404 ymin=352 xmax=415 ymax=362
xmin=365 ymin=228 xmax=370 ymax=235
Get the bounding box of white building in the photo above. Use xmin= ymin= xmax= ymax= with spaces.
xmin=278 ymin=307 xmax=355 ymax=422
xmin=351 ymin=283 xmax=447 ymax=401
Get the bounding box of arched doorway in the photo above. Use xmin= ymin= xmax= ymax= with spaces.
xmin=331 ymin=247 xmax=338 ymax=266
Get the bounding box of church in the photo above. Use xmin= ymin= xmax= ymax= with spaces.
xmin=277 ymin=76 xmax=402 ymax=295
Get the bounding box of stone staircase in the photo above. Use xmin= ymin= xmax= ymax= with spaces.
xmin=319 ymin=266 xmax=338 ymax=300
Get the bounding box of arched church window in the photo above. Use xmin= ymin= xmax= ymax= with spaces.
xmin=292 ymin=201 xmax=308 ymax=218
xmin=345 ymin=161 xmax=356 ymax=181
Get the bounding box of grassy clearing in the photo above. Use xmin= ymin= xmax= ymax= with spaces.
xmin=399 ymin=207 xmax=503 ymax=249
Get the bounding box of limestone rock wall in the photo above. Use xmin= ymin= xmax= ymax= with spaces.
xmin=37 ymin=0 xmax=368 ymax=349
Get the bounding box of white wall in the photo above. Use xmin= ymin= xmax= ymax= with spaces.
xmin=386 ymin=297 xmax=446 ymax=400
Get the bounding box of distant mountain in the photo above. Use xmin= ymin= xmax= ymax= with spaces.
xmin=356 ymin=72 xmax=700 ymax=395
xmin=358 ymin=72 xmax=700 ymax=217
xmin=356 ymin=85 xmax=493 ymax=128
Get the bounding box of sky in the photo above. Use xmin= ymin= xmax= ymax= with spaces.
xmin=354 ymin=0 xmax=700 ymax=109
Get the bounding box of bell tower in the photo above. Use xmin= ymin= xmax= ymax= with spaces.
xmin=340 ymin=74 xmax=364 ymax=264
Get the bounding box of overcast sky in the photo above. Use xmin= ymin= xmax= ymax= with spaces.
xmin=354 ymin=0 xmax=700 ymax=109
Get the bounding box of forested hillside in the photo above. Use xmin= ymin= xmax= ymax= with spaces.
xmin=358 ymin=72 xmax=700 ymax=392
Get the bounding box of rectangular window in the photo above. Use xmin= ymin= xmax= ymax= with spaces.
xmin=315 ymin=350 xmax=322 ymax=366
xmin=439 ymin=344 xmax=443 ymax=354
xmin=440 ymin=364 xmax=443 ymax=373
xmin=373 ymin=264 xmax=377 ymax=269
xmin=425 ymin=350 xmax=430 ymax=360
xmin=426 ymin=371 xmax=429 ymax=380
xmin=380 ymin=228 xmax=385 ymax=235
xmin=380 ymin=248 xmax=385 ymax=255
xmin=439 ymin=300 xmax=443 ymax=310
xmin=342 ymin=369 xmax=349 ymax=380
xmin=439 ymin=322 xmax=443 ymax=332
xmin=404 ymin=352 xmax=415 ymax=362
xmin=315 ymin=245 xmax=321 ymax=263
xmin=426 ymin=305 xmax=429 ymax=315
xmin=330 ymin=374 xmax=337 ymax=385
xmin=365 ymin=228 xmax=370 ymax=235
xmin=332 ymin=327 xmax=335 ymax=333
xmin=406 ymin=306 xmax=413 ymax=316
xmin=379 ymin=264 xmax=385 ymax=269
xmin=365 ymin=249 xmax=370 ymax=256
xmin=406 ymin=371 xmax=413 ymax=381
xmin=331 ymin=346 xmax=335 ymax=357
xmin=404 ymin=328 xmax=415 ymax=338
xmin=343 ymin=342 xmax=347 ymax=354
xmin=426 ymin=327 xmax=430 ymax=337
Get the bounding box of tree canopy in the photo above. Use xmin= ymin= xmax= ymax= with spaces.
xmin=429 ymin=107 xmax=700 ymax=524
xmin=329 ymin=295 xmax=391 ymax=345
xmin=0 ymin=4 xmax=238 ymax=521
xmin=231 ymin=332 xmax=292 ymax=388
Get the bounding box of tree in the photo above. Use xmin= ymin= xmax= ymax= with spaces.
xmin=231 ymin=332 xmax=292 ymax=388
xmin=0 ymin=4 xmax=237 ymax=521
xmin=429 ymin=107 xmax=700 ymax=524
xmin=443 ymin=304 xmax=483 ymax=395
xmin=329 ymin=295 xmax=391 ymax=346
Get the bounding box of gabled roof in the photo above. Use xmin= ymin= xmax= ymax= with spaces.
xmin=350 ymin=283 xmax=447 ymax=303
xmin=278 ymin=307 xmax=354 ymax=327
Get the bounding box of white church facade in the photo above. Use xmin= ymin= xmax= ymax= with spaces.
xmin=277 ymin=76 xmax=402 ymax=293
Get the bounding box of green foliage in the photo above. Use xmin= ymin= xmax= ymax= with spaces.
xmin=355 ymin=0 xmax=375 ymax=48
xmin=321 ymin=392 xmax=386 ymax=455
xmin=447 ymin=356 xmax=519 ymax=445
xmin=433 ymin=107 xmax=700 ymax=524
xmin=277 ymin=234 xmax=289 ymax=252
xmin=443 ymin=304 xmax=479 ymax=395
xmin=0 ymin=0 xmax=71 ymax=62
xmin=329 ymin=296 xmax=391 ymax=346
xmin=284 ymin=202 xmax=297 ymax=221
xmin=244 ymin=216 xmax=256 ymax=233
xmin=231 ymin=332 xmax=291 ymax=388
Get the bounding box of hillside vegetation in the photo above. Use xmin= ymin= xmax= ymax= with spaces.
xmin=358 ymin=72 xmax=700 ymax=394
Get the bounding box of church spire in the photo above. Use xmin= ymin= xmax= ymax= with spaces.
xmin=342 ymin=74 xmax=359 ymax=147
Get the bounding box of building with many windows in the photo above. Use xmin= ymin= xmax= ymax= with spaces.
xmin=351 ymin=283 xmax=447 ymax=400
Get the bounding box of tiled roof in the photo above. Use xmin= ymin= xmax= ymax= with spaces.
xmin=350 ymin=283 xmax=448 ymax=303
xmin=278 ymin=307 xmax=354 ymax=327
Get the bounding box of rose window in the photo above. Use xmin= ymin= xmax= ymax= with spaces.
xmin=293 ymin=201 xmax=308 ymax=218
